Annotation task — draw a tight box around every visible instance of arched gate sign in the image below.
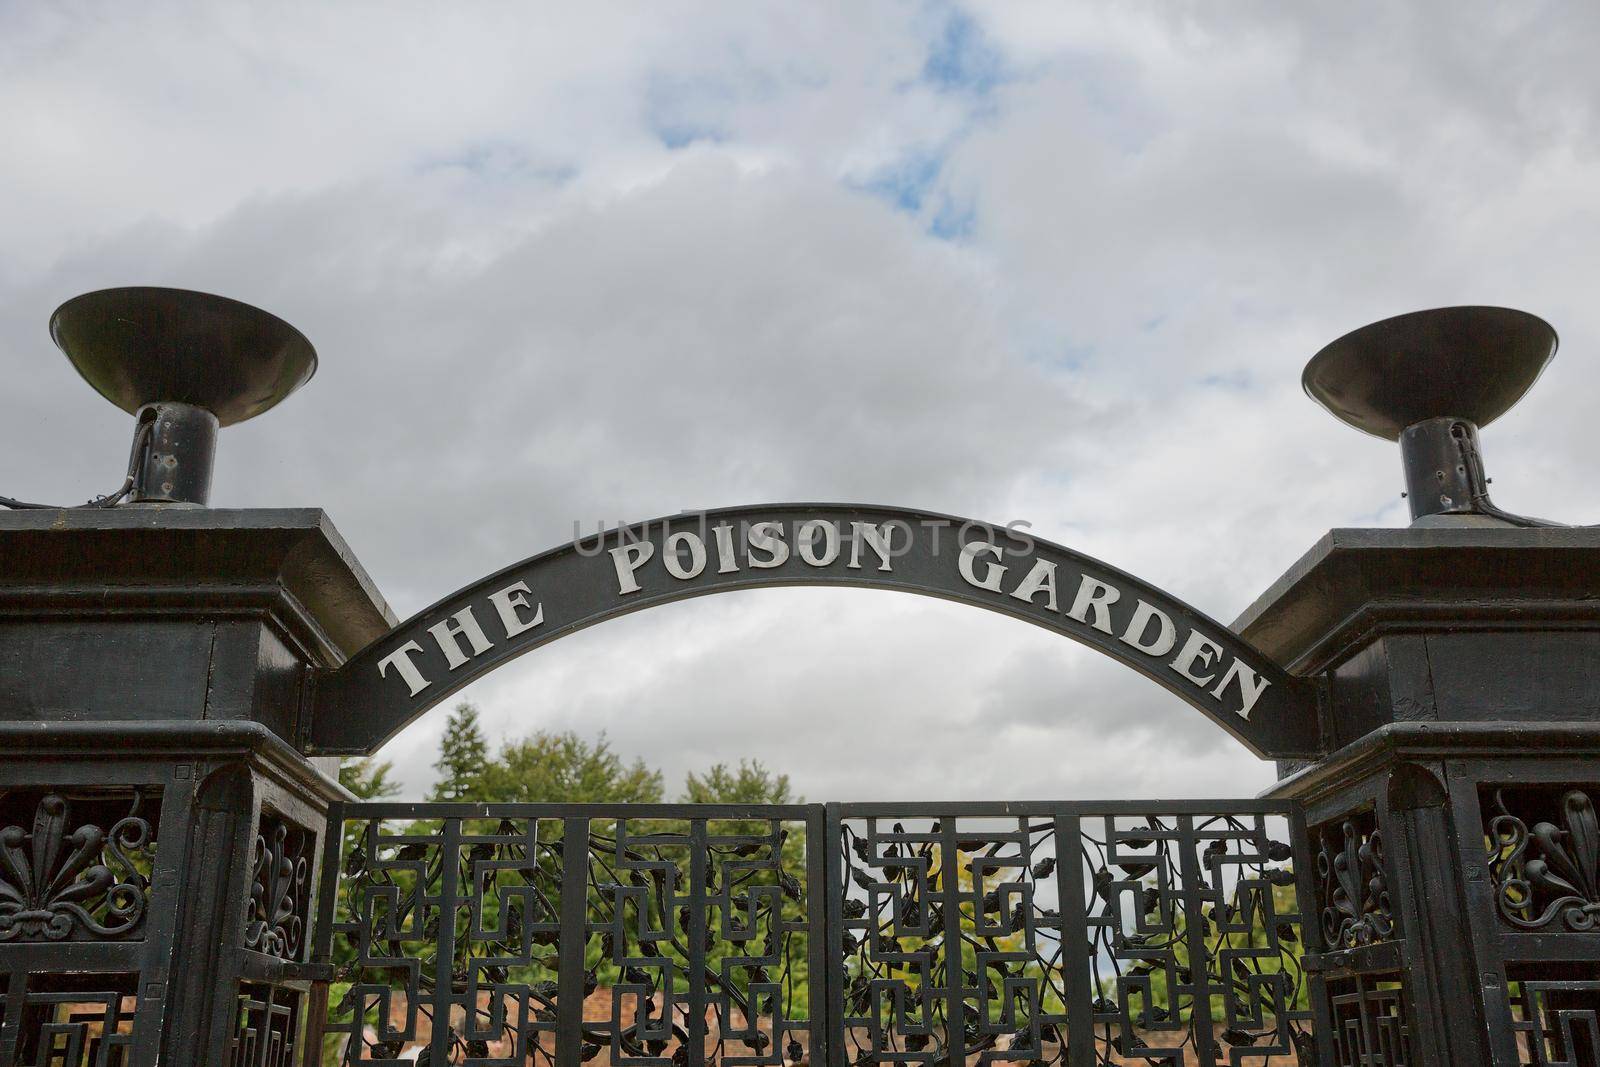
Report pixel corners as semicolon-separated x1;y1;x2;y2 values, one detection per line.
308;503;1321;758
302;506;1329;1064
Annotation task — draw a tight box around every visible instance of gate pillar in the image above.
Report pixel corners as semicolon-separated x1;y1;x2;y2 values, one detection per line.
1245;525;1600;1065
0;507;394;1065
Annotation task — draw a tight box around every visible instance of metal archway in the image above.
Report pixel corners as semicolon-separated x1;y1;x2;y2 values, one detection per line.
306;503;1321;758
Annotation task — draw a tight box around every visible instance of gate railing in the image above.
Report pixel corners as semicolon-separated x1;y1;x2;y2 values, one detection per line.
308;801;1322;1066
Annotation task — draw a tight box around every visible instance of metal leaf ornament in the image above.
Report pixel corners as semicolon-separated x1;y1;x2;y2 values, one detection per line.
1491;788;1600;930
0;793;150;941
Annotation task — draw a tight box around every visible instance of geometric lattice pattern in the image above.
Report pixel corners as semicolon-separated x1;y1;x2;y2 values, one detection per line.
320;805;822;1066
837;814;1067;1066
315;800;1311;1066
837;806;1311;1066
321;813;567;1063
231;983;301;1067
3;975;140;1067
1508;967;1600;1067
1326;972;1411;1067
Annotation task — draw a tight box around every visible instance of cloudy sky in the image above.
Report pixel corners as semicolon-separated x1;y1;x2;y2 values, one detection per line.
3;3;1597;802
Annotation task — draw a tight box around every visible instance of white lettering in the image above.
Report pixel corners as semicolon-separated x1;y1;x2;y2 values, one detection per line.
377;640;430;696
797;520;840;566
747;521;790;569
712;524;739;574
958;542;1007;592
664;531;707;580
427;607;494;670
1170;630;1224;687
1212;659;1272;720
488;581;544;639
1009;558;1059;611
1066;576;1121;634
1119;600;1176;657
609;541;655;594
848;522;895;571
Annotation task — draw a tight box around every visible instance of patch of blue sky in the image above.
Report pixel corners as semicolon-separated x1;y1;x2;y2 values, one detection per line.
921;4;1006;96
1198;370;1256;390
841;5;1014;238
644;70;754;150
652;121;726;150
929;190;976;240
413;142;576;186
858;150;945;214
1021;336;1096;374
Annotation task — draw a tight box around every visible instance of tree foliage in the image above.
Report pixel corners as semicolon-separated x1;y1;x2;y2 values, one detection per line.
479;729;665;803
338;758;399;800
428;702;488;801
682;759;795;804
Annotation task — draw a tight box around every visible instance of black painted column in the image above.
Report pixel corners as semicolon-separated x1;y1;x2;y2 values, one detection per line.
1242;527;1600;1066
0;508;393;1065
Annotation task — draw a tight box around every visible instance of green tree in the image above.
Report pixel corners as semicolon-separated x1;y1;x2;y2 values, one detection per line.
428;702;489;801
476;729;664;803
338;758;399;800
682;758;796;804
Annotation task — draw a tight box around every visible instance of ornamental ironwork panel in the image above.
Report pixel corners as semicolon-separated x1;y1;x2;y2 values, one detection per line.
830;804;1312;1067
1506;964;1600;1067
245;809;312;962
1311;812;1394;950
0;784;169;1067
232;982;302;1067
1486;786;1600;932
0;790;156;944
313;800;1314;1066
1324;973;1410;1067
320;811;566;1062
3;972;140;1066
315;804;826;1067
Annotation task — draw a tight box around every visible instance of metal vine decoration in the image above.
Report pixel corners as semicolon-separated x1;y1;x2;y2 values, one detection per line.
246;812;310;959
324;805;1306;1065
837;816;1067;1065
0;790;154;942
1487;786;1600;931
1081;812;1308;1065
1316;817;1393;948
330;815;564;1064
581;816;811;1067
327;811;814;1066
837;809;1310;1066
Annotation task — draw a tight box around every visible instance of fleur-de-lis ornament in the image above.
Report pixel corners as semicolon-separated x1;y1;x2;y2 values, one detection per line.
0;793;150;941
1490;788;1600;930
1318;818;1393;947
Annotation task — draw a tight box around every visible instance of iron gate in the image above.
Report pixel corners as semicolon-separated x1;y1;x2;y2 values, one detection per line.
307;800;1321;1066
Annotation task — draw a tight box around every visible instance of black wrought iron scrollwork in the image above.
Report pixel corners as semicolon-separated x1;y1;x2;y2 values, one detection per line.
1316;813;1394;948
1488;787;1600;932
1083;812;1308;1065
323;807;817;1065
320;802;1305;1064
326;814;563;1063
837;816;1066;1064
245;811;310;959
837;807;1310;1065
0;791;154;942
584;816;813;1066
